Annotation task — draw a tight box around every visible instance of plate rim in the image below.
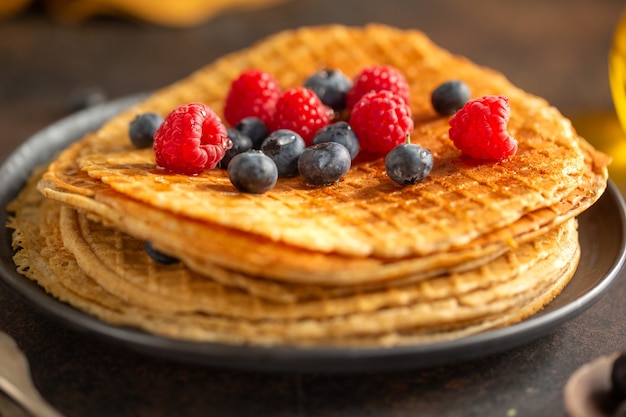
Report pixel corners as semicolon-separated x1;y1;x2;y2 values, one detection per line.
1;95;625;373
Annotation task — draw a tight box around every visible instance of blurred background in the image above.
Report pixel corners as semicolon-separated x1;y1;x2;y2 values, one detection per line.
1;0;624;181
0;3;625;416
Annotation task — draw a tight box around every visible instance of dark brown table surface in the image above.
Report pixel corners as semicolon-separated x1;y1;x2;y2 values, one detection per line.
1;1;626;416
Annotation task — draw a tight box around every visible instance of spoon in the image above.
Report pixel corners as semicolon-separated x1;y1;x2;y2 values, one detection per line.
0;331;65;417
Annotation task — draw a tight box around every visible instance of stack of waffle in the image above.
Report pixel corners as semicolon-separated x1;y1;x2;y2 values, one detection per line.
7;24;610;347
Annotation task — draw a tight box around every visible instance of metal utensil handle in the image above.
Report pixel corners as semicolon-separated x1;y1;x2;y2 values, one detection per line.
0;331;65;417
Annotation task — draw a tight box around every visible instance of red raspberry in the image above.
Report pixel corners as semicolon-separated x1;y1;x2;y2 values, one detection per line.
224;69;281;127
349;90;414;158
448;95;518;160
154;102;231;175
270;87;333;145
346;65;410;109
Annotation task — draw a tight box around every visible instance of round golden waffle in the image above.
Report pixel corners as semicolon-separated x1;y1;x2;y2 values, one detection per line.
6;24;611;347
37;24;608;286
8;170;579;346
38;138;604;287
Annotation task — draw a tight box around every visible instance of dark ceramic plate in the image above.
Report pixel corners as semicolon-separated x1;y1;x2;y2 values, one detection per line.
1;96;625;373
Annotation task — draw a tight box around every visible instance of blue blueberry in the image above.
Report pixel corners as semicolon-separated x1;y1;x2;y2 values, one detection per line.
129;113;163;148
298;142;351;186
228;150;278;194
385;143;433;185
261;129;306;177
312;121;360;160
145;241;179;265
220;128;253;169
235;117;269;149
431;80;471;115
304;69;352;110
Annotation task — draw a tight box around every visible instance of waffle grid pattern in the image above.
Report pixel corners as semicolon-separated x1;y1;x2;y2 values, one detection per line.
53;24;594;261
8;176;580;344
10;24;610;346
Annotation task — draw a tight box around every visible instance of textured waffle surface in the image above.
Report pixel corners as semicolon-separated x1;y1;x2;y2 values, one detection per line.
41;24;608;262
61;202;577;320
8;174;579;346
6;24;611;346
39;138;604;286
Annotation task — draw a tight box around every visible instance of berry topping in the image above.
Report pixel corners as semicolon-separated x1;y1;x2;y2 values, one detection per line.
220;128;253;169
145;241;179;265
349;90;414;158
448;95;518;161
153;102;231;175
261;129;306;177
270;87;333;145
129;112;163;148
228;150;278;194
312;121;360;160
304;68;353;110
431;80;471;115
224;69;281;127
235;116;269;149
298;142;351;186
385;138;434;185
346;65;410;109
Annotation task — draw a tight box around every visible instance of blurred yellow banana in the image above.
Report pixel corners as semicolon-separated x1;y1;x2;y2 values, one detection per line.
0;0;31;19
45;0;287;27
